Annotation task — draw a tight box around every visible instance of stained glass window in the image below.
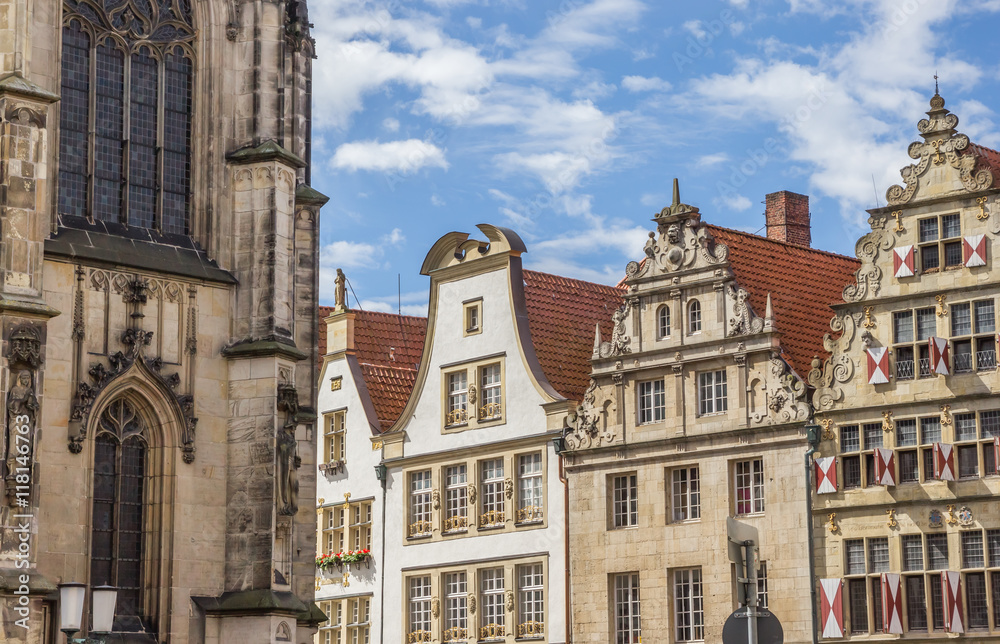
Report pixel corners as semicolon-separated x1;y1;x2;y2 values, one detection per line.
90;399;148;621
59;0;194;233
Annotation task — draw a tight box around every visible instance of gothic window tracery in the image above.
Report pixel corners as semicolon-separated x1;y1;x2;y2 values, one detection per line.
59;0;194;235
90;398;148;625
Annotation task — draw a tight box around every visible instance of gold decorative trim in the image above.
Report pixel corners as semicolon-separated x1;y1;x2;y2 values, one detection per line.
408;520;433;537
886;508;898;529
518;621;545;637
407;630;432;643
881;411;894;433
480;624;505;640
479;510;505;527
819;418;836;441
977;196;990;220
443;515;468;532
516;506;543;523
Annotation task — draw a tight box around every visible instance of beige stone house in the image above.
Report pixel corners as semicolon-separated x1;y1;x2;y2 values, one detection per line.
562;184;859;643
0;0;327;641
811;92;1000;640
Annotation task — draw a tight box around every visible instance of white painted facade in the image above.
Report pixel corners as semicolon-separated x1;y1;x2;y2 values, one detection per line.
381;226;570;644
315;310;386;644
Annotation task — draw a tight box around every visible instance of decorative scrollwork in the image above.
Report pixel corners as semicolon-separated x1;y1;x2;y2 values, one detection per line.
479;510;505;527
408;520;433;537
726;283;763;336
63;0;195;43
599;299;632;358
808;312;862;410
843;221;894;303
750;357;809;425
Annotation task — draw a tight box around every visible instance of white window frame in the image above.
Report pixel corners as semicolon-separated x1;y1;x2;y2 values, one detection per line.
517;563;545;639
326;410;346;464
479;363;503;421
671;466;700;522
480;459;505;528
444;465;468;533
444;572;468;642
698;369;728;416
517;453;543;523
612;473;638;528
409;471;433;537
734;458;765;516
480;568;506;640
657;304;671;339
446;371;469;426
688;299;702;334
637;379;665;425
613;572;641;644
674;568;705;642
408;577;432;642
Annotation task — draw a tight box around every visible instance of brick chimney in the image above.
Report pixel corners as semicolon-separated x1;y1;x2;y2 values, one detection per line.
765;190;811;247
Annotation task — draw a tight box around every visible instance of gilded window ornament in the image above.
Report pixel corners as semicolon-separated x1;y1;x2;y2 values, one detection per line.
946;504;959;526
881;411;894;433
885;508;898;529
976;196;990;220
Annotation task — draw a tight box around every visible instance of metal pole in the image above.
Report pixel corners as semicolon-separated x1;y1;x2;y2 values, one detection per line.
745;541;758;644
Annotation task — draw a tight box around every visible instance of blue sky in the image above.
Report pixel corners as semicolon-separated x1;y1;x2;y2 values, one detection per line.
309;0;1000;314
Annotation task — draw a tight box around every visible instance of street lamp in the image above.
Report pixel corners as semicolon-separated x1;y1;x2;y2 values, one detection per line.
58;583;118;642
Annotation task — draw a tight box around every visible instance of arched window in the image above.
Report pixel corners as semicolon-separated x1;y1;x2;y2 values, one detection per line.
91;398;148;626
59;0;195;235
688;300;702;334
657;305;671;338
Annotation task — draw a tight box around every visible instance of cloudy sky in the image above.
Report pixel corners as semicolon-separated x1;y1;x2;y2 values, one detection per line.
309;0;1000;314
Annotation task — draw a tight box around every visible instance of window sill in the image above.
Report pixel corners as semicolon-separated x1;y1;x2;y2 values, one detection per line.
671;517;701;525
609;524;639;531
478;523;506;531
406;533;433;541
515;519;544;527
734;512;764;519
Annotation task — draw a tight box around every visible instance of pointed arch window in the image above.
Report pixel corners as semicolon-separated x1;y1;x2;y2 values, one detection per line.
90;398;148;626
688;300;702;334
59;0;194;235
657;305;671;339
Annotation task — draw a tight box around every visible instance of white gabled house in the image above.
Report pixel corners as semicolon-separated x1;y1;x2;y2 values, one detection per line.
379;225;624;644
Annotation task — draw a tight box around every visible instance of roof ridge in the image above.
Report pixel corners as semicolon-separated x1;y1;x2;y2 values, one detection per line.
706;223;859;263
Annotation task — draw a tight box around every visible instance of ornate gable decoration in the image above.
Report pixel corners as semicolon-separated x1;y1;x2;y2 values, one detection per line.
749;354;810;425
886;92;994;205
563;379;616;450
625;179;728;280
64;0;195;43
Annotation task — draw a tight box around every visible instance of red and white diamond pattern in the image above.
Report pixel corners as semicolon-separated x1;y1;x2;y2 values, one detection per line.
929;337;950;375
942;571;964;633
893;245;914;277
963;234;987;267
820;578;843;638
934;442;956;481
866;347;889;384
815;456;837;494
881;573;903;634
874;448;895;486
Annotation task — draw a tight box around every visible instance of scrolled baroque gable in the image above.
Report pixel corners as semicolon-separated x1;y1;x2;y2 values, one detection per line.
886;92;995;206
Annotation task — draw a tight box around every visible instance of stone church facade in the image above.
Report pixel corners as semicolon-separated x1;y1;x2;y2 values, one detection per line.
0;0;327;642
811;93;1000;640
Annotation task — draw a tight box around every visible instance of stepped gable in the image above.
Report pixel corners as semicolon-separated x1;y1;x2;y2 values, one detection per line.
707;225;861;378
320;307;428;431
522;270;627;403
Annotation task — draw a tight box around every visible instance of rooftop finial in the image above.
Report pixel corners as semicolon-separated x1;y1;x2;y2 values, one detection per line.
934;71;939;95
672;178;680;207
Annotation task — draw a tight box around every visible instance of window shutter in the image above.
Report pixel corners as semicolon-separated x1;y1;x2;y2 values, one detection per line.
875;448;895;486
880;573;903;634
963;234;987;267
893;245;914;277
866;347;890;384
815;457;837;494
933;443;956;481
819;579;844;638
995;436;1000;474
929;337;950;375
942;571;964;633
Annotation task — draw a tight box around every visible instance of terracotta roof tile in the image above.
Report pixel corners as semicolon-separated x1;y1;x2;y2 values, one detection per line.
964;142;1000;179
522;270;627;402
707;225;861;377
319;308;427;432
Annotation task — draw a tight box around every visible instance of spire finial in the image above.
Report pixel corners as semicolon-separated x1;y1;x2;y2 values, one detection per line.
672;177;680;207
934;71;939;95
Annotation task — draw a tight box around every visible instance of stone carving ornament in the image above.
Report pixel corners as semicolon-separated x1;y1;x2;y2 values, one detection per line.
276;383;302;516
563;379;616;449
750;357;809;425
808;312;862;410
4;325;41;506
726;284;763;336
887;93;994;205
842;216;895;303
598;300;632;358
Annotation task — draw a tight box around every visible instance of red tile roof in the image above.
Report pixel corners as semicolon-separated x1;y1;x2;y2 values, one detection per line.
319;307;427;432
964;142;1000;180
707;225;861;377
522;270;627;402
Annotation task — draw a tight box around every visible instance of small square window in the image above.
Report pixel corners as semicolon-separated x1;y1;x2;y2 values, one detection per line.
942;214;961;238
840;425;860;453
463;300;482;336
919;218;939;242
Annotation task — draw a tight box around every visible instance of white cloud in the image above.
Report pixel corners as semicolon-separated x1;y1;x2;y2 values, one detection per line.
621;75;672;92
715;194;753;211
640;193;666;207
729;0;749;7
320;240;379;272
572;80;617;100
431;194;446;206
331;139;449;173
685;0;999;230
696;152;730;167
382;227;406;245
382;117;400;132
466;16;482;29
683;20;707;40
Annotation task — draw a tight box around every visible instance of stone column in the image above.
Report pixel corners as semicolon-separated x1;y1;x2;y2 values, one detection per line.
0;63;60;644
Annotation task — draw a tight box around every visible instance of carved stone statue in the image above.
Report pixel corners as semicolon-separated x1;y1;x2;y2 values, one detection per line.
334;268;347;309
276;383;301;516
5;370;38;500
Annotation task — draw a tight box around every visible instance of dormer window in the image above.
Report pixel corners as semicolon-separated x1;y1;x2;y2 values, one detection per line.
688;300;702;334
464;299;483;336
657;305;671;339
